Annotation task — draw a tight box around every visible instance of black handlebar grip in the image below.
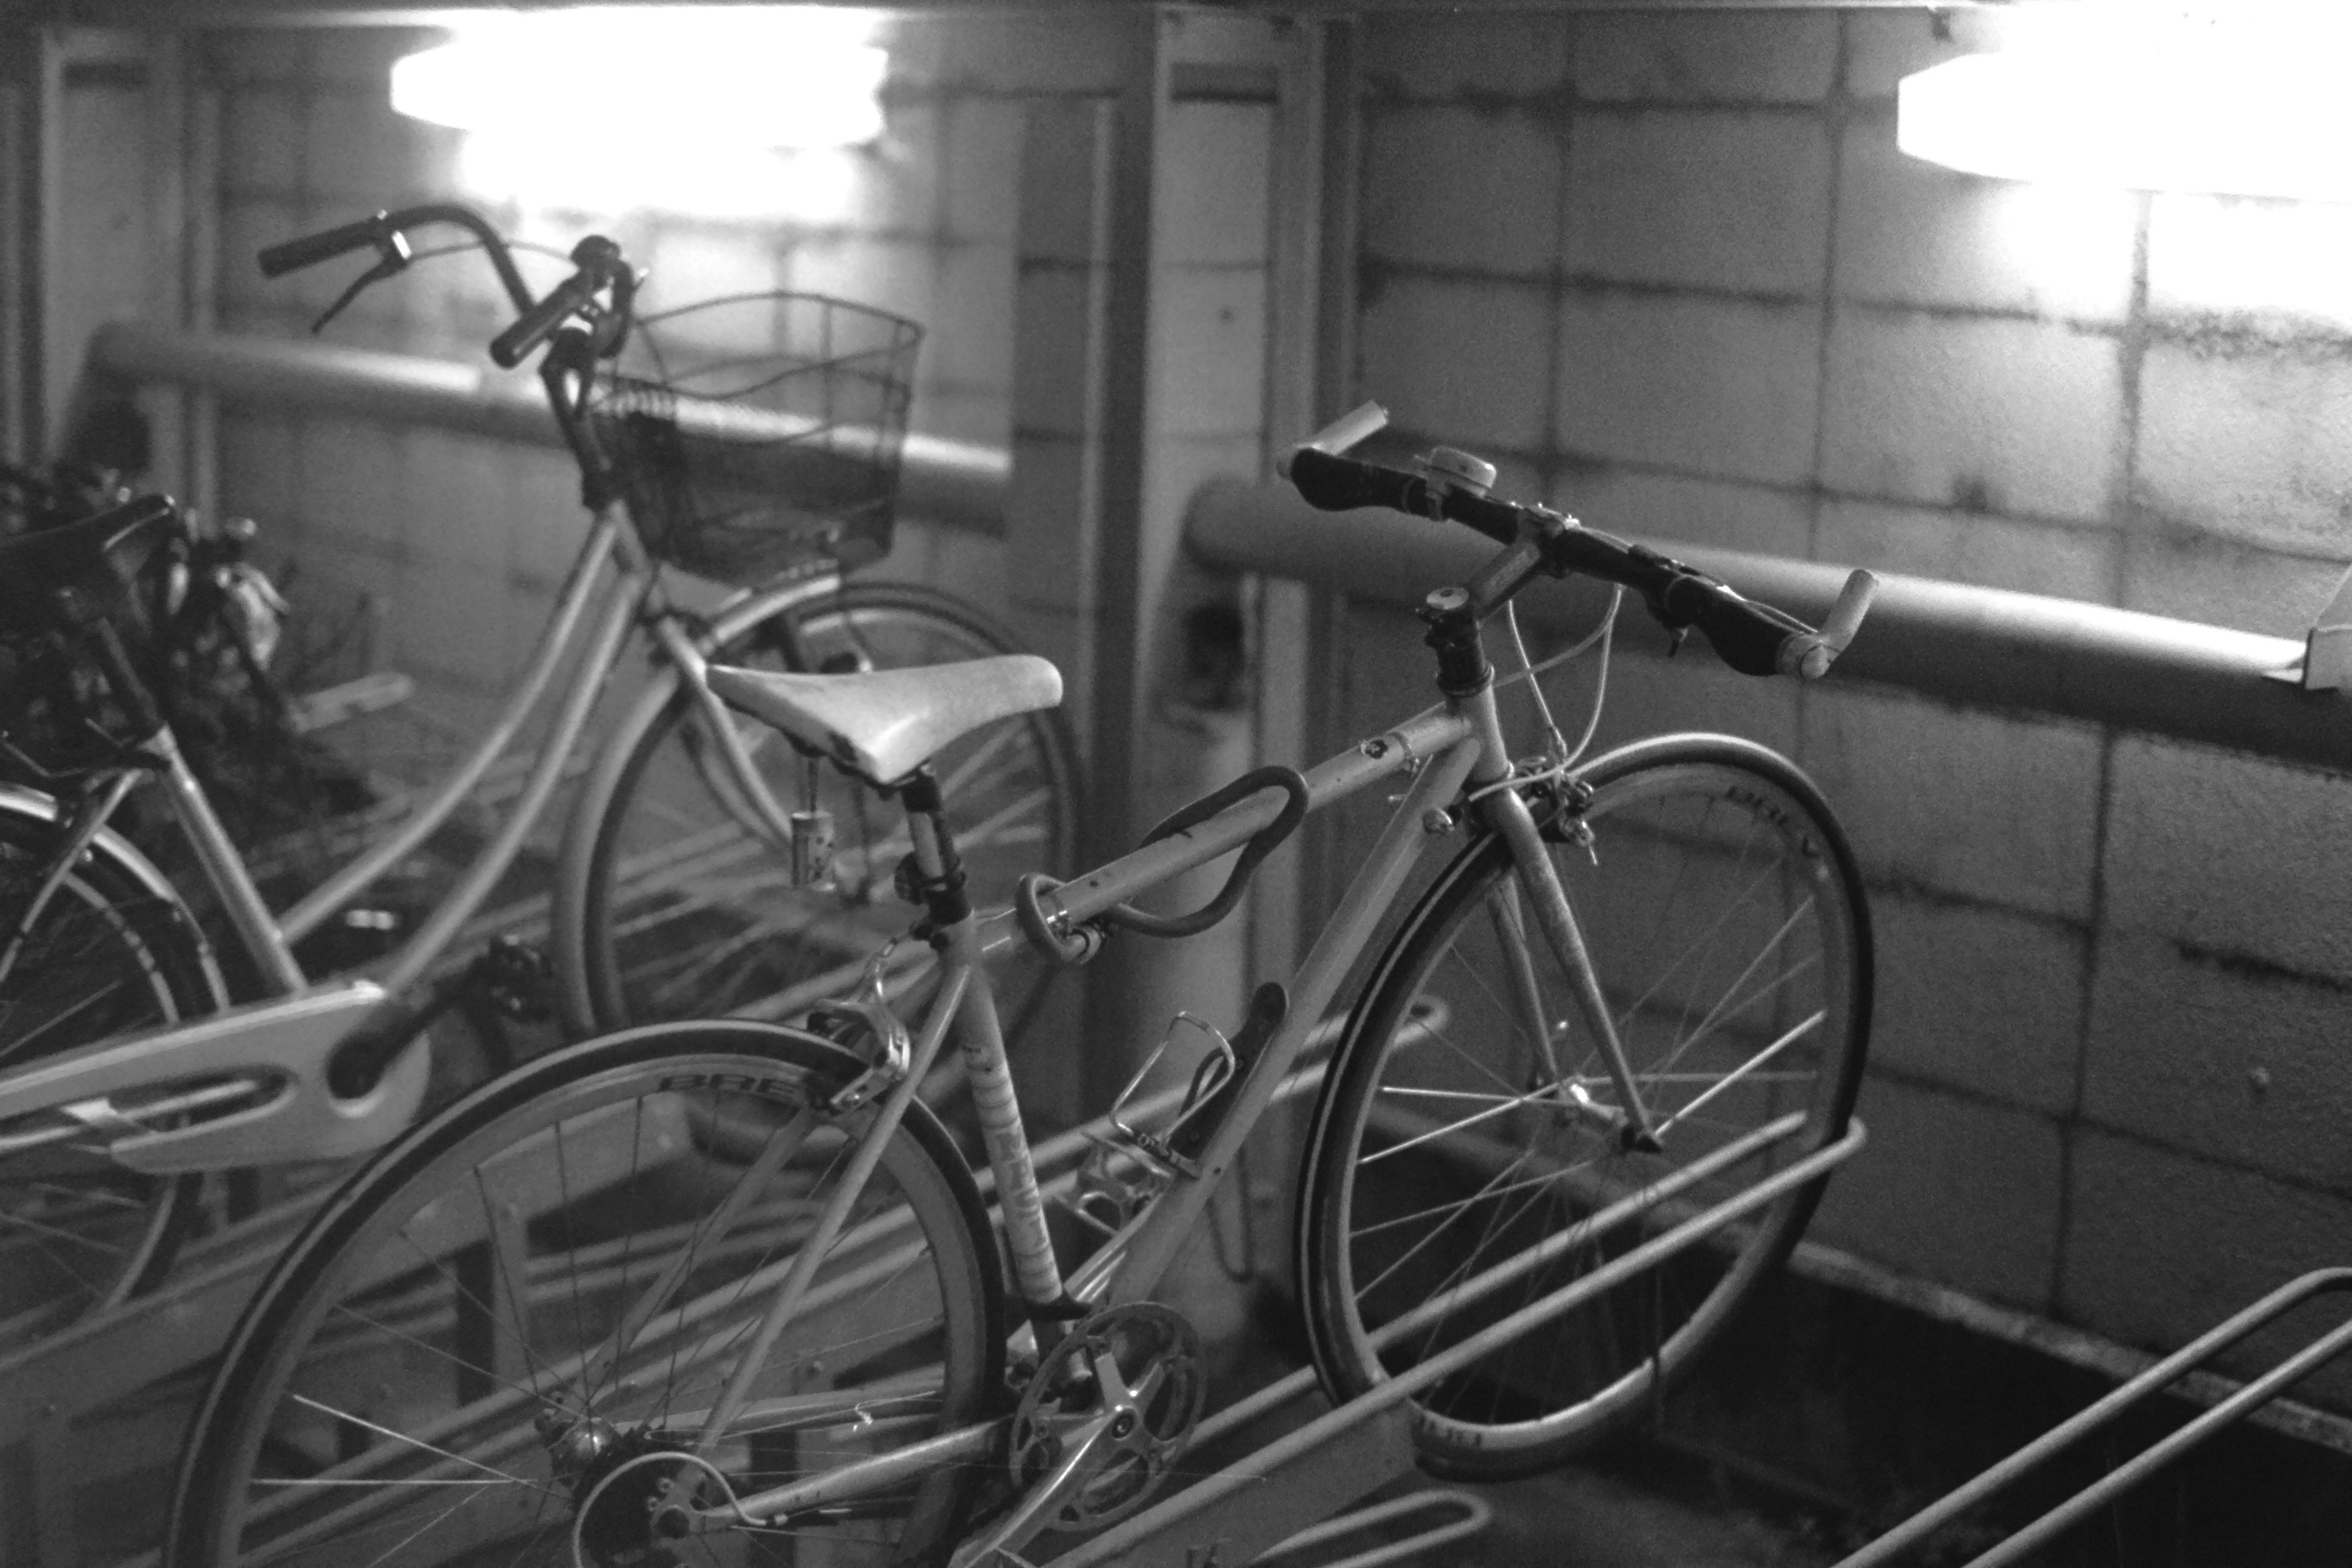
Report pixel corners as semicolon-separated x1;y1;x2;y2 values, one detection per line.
1286;447;1429;517
1659;575;1809;678
258;213;389;278
489;274;593;369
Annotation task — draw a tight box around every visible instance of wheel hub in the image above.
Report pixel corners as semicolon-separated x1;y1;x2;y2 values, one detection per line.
563;1423;693;1568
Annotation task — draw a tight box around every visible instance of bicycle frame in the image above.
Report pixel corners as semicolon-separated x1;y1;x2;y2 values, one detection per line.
658;658;1669;1536
0;501;836;1174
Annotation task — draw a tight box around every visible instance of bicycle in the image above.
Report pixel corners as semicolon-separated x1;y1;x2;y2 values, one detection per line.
0;203;1079;1349
162;401;1880;1568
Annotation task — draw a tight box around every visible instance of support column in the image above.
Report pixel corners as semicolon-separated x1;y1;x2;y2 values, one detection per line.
1004;11;1327;1158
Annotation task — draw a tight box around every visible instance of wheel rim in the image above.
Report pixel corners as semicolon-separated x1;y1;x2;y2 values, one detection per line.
187;1039;996;1567
0;840;197;1344
591;592;1074;1038
1317;753;1864;1460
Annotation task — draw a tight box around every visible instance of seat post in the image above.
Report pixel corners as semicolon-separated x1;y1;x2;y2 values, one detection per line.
897;767;971;930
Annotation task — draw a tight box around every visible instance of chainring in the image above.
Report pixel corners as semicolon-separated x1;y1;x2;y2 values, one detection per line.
1007;1302;1205;1532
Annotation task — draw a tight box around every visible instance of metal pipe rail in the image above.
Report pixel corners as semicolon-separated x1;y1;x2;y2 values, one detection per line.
1188;478;2352;778
1833;1267;2352;1568
80;323;1012;537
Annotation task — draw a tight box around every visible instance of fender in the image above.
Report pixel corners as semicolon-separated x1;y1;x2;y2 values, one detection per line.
0;780;230;1008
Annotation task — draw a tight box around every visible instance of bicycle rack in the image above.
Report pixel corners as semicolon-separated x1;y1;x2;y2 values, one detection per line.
1025;1117;1869;1568
1824;1267;2352;1568
1;1020;1867;1568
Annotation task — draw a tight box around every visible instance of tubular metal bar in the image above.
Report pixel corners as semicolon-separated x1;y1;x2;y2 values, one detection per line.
1833;1267;2352;1568
1042;705;1472;935
1186;479;2352;778
380;545;643;992
1252;1490;1492;1568
281;513;623;944
1045;1118;1869;1568
83;323;1012;536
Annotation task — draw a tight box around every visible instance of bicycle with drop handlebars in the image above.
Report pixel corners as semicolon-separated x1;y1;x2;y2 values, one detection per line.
0;203;1080;1351
160;394;1882;1568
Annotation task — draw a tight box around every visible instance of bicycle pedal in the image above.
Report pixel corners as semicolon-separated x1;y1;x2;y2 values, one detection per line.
470;935;555;1022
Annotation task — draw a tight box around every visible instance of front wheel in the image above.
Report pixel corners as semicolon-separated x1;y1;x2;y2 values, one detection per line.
1297;734;1871;1478
166;1020;1006;1568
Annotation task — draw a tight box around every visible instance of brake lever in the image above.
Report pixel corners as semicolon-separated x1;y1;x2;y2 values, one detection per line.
310;230;414;334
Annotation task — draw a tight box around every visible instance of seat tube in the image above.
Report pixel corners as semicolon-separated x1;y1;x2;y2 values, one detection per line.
904;771;1069;1329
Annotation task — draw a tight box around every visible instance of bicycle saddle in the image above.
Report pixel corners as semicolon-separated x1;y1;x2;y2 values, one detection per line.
707;654;1063;785
0;492;178;624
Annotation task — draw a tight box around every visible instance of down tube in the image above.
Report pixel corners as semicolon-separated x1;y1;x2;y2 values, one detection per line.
1102;729;1485;1307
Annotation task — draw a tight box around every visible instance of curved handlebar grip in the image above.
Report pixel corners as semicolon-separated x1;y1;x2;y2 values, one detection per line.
1777;568;1879;681
1285;447;1425;514
489;274;594;369
1652;575;1801;678
258;213;389;278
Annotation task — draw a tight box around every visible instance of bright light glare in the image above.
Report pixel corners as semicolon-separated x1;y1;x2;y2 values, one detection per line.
1898;6;2352;201
458;136;863;224
392;8;886;149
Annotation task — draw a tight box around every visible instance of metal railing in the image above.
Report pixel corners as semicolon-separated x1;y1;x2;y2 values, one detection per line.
93;328;2350;777
1186;477;2352;778
80;322;1011;537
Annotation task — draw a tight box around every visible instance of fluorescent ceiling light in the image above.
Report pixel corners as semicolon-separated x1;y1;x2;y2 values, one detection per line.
1898;5;2352;202
393;8;887;150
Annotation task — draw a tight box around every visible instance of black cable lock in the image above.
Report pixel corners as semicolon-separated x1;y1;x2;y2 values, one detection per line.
1099;765;1310;940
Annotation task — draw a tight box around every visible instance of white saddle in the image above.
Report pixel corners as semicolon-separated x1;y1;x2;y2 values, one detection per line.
706;655;1063;784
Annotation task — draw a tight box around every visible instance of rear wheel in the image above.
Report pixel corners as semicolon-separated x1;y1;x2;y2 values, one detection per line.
564;579;1081;1044
1298;735;1870;1477
0;794;225;1347
167;1019;1006;1568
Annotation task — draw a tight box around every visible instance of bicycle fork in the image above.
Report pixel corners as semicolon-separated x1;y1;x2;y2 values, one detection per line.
1463;684;1662;1148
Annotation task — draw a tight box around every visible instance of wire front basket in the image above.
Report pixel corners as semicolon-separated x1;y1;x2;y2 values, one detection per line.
593;292;922;586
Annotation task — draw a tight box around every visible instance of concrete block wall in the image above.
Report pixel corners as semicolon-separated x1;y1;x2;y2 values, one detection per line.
1343;6;2352;1399
202;20;1024;711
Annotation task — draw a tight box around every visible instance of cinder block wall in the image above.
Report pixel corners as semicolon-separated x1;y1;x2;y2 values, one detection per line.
1344;6;2352;1396
203;21;1019;715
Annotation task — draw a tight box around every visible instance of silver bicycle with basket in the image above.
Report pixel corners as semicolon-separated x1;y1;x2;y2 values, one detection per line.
0;203;1079;1350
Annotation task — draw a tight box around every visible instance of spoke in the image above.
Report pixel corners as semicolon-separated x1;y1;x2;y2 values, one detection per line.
1605;834;1793;1046
1653;1010;1823;1139
1347;1146;1637;1246
1648;900;1819;1079
284;1394;556;1495
1352;1140;1540;1308
585;1104;815;1408
936;720;1026;801
1359;1078;1567;1167
0;1203;132;1254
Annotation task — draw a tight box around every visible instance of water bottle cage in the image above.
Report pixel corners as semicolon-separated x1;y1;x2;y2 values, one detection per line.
810;987;913;1113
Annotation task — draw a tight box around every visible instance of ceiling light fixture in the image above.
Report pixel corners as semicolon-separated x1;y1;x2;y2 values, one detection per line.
392;7;888;151
1898;5;2352;202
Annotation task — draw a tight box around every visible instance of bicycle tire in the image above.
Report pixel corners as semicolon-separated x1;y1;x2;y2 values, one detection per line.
0;791;227;1348
166;1017;1006;1568
1297;734;1871;1478
557;578;1082;1048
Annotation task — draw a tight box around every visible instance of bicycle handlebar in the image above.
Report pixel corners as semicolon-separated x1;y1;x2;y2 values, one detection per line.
257;214;398;280
1283;428;1875;681
485;236;631;369
256;203;559;345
